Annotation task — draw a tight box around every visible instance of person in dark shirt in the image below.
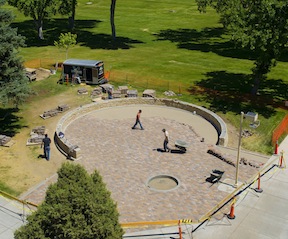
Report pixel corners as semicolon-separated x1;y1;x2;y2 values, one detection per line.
41;134;51;160
132;109;144;130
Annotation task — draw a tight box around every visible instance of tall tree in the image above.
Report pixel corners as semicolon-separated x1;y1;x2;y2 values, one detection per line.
110;0;116;41
196;0;288;95
58;0;77;29
8;0;57;39
0;0;31;107
54;32;77;59
14;162;124;239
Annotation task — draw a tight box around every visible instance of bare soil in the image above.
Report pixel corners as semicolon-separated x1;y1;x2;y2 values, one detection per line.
0;69;92;195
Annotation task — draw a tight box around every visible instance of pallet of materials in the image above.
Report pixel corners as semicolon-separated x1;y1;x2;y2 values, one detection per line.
40;104;69;119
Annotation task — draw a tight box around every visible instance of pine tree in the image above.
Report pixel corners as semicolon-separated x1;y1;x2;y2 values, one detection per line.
0;0;31;107
14;162;124;239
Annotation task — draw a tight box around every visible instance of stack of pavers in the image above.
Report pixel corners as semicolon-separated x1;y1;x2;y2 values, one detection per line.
118;86;128;96
112;90;121;98
40;104;69;119
91;87;102;98
77;88;88;95
0;135;12;146
58;104;69;112
42;109;58;119
143;89;156;98
127;89;138;97
27;126;46;145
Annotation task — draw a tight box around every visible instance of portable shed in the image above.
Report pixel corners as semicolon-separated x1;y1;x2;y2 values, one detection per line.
62;59;106;85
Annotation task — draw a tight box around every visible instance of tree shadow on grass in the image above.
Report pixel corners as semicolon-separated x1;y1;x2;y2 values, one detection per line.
189;71;288;118
76;32;143;50
11;18;143;49
154;27;288;62
0;108;25;137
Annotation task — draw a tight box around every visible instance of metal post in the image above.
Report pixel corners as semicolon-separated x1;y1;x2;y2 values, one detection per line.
235;112;244;186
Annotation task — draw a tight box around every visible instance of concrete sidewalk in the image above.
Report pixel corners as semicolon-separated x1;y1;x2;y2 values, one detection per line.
0;195;33;239
124;136;288;239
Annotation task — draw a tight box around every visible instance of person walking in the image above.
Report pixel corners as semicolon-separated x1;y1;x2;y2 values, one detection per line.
41;134;51;160
132;109;144;130
162;128;170;152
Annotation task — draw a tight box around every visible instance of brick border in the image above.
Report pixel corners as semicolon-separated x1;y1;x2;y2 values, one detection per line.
54;98;228;159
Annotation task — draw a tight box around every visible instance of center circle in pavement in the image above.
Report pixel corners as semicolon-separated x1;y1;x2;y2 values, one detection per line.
147;175;180;191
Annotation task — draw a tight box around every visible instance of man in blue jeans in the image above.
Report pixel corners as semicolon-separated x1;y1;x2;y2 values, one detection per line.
132;109;144;130
41;134;51;160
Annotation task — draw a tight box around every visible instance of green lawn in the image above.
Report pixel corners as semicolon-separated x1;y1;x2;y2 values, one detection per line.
5;0;288;154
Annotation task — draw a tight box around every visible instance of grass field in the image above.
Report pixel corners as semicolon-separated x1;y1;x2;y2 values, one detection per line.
4;0;288;155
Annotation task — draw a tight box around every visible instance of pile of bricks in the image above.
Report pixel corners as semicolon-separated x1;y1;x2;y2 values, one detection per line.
0;135;12;146
127;89;138;97
112;90;121;98
91;87;102;97
32;126;45;135
143;89;156;98
58;104;69;112
43;109;58;118
40;105;69;119
118;86;128;95
27;126;46;145
77;88;88;94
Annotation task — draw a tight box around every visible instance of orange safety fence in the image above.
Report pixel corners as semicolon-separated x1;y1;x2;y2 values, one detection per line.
272;115;288;145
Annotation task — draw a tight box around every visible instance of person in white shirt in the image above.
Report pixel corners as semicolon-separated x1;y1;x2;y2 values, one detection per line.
162;128;170;152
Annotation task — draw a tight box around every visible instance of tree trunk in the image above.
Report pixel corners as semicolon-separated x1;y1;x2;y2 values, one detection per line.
69;0;76;29
251;57;272;95
251;74;261;95
36;19;44;40
110;0;116;41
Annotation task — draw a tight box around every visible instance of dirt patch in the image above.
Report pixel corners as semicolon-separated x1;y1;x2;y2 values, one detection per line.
0;82;92;195
35;68;52;81
226;123;239;148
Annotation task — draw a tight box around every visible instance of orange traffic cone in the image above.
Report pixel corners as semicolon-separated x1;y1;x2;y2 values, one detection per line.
254;172;263;193
227;198;236;220
274;140;279;155
279;151;284;168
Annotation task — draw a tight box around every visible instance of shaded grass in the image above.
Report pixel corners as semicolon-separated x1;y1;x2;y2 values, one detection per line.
0;182;20;196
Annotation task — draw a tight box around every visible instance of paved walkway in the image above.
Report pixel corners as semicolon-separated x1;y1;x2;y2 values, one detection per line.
0;195;34;239
0;104;279;238
124;137;288;239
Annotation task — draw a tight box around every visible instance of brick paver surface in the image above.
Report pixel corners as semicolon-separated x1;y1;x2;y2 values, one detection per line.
21;107;265;225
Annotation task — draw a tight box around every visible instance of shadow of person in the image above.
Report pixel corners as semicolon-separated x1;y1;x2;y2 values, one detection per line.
153;148;167;152
170;149;186;154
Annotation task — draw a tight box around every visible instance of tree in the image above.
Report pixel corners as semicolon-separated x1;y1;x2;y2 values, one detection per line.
0;0;31;107
14;162;124;239
110;0;116;41
58;0;77;29
196;0;288;95
8;0;57;39
54;32;77;59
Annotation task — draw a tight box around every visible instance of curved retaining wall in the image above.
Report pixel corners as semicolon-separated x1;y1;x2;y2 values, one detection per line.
54;98;228;159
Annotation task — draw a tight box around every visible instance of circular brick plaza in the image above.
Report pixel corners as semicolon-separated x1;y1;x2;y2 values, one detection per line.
62;104;261;223
21;102;265;226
